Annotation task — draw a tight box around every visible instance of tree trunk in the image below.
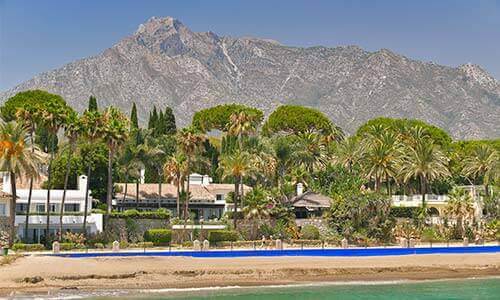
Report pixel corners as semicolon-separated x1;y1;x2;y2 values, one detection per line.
374;175;381;192
8;172;17;247
82;165;91;237
122;173;128;203
106;148;113;215
386;174;391;195
135;180;139;209
233;177;239;229
176;176;180;217
45;137;55;246
24;128;35;242
420;175;427;207
59;145;73;241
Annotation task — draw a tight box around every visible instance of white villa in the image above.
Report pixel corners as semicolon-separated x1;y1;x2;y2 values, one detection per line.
391;185;484;219
0;173;102;243
114;173;251;220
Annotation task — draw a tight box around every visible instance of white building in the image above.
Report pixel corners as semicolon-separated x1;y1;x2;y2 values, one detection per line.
0;173;102;243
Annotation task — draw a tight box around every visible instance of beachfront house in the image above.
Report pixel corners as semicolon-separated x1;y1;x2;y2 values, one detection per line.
289;183;333;219
391;185;484;223
0;173;103;243
114;173;251;220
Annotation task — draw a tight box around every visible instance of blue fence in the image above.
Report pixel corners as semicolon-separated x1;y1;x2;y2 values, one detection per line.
56;245;500;259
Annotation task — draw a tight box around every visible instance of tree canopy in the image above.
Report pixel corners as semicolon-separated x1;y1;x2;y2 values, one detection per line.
192;104;263;132
262;105;342;137
355;117;452;146
0;90;70;121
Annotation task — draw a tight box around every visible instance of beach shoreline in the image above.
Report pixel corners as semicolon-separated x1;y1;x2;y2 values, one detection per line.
0;253;499;296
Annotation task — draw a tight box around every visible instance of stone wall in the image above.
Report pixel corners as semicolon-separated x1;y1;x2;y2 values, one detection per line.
105;218;169;243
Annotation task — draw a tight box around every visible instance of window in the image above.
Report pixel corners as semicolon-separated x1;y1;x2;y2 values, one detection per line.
64;203;80;212
50;204;57;213
0;203;6;216
36;204;46;213
16;203;27;213
216;194;224;201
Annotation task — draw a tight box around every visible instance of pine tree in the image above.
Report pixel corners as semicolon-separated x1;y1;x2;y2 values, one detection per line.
88;96;98;111
164;107;177;135
130;102;139;130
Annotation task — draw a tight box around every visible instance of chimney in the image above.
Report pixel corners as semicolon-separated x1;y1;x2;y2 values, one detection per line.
140;168;145;184
2;172;11;194
202;175;211;186
78;175;88;191
296;183;304;196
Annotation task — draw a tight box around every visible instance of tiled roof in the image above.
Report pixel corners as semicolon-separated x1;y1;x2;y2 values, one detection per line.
290;191;332;208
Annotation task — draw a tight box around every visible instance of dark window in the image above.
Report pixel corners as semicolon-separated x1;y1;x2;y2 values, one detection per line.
64;203;80;212
216;194;224;201
16;203;28;213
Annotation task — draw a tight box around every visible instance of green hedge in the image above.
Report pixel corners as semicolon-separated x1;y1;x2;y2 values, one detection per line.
110;209;171;219
144;229;172;245
208;230;239;243
390;207;420;218
12;243;45;252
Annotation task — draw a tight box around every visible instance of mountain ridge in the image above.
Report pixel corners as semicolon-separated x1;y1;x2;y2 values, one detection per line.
2;16;499;139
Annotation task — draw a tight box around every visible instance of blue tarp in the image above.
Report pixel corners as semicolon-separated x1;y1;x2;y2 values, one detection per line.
55;245;500;258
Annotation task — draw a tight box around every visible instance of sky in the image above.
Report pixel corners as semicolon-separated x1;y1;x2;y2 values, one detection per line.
1;0;499;91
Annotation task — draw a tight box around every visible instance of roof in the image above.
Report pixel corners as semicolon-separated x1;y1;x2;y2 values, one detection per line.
115;183;251;202
290;191;332;208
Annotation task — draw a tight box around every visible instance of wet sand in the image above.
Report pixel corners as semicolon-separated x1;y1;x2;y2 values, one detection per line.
0;253;499;296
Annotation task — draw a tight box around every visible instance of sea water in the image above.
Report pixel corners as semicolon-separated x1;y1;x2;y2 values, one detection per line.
48;277;498;299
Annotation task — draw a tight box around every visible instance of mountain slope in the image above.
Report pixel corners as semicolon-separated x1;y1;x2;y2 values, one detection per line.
2;16;499;139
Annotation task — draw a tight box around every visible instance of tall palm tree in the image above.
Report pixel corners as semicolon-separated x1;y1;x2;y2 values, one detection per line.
37;102;70;244
58;112;81;241
462;144;499;197
164;152;186;217
444;187;475;234
102;107;129;217
220;150;254;228
80;109;105;234
332;136;364;174
138;138;165;201
361;131;401;193
177;127;206;224
242;187;271;239
0;122;42;246
400;140;451;207
292;132;327;173
118;143;143;208
227;111;258;150
15;108;38;242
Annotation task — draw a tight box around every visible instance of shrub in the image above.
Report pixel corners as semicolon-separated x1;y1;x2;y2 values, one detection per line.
421;227;443;242
12;243;45;252
93;243;105;249
144;229;172;245
300;225;320;240
390;207;420;218
110;209;170;219
59;243;77;251
208;230;239;244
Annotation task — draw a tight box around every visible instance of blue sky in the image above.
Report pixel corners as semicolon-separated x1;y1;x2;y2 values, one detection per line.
1;0;499;91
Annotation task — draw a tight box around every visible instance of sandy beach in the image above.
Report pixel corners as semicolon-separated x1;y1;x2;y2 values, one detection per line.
0;253;499;296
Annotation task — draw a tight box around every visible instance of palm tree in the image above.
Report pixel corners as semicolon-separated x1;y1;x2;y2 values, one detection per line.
164;152;186;217
400;139;451;207
444;187;475;234
177;127;206;225
220;150;254;228
242;187;271;239
0;122;42;246
37;102;70;244
80;109;105;234
462;144;499;197
138;138;165;201
332;137;364;174
58;112;81;241
118;143;143;208
361;131;401;193
102;107;129;217
227;111;258;150
292;132;328;173
15;108;38;242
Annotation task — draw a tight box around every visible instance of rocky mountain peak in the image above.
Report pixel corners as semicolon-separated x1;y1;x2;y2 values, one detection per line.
1;17;499;139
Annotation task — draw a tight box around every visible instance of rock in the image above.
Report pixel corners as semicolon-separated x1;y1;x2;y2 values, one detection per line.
1;17;498;139
22;276;44;284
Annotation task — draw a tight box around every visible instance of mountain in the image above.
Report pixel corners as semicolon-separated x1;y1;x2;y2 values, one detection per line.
1;16;499;139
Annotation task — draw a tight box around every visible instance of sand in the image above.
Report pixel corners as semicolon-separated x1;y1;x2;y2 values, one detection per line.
0;253;499;296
